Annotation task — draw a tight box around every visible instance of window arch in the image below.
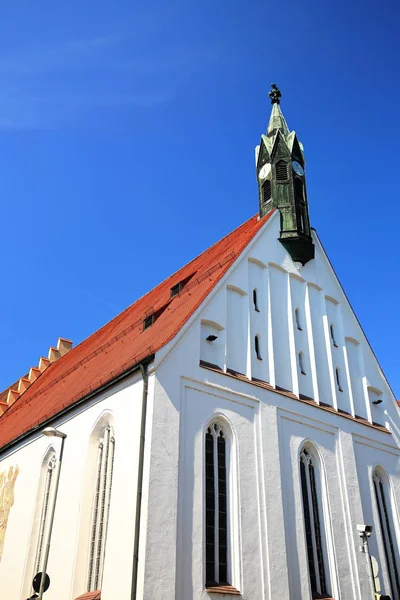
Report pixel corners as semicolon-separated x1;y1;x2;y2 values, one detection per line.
275;160;288;181
205;421;231;588
87;423;116;592
373;469;400;599
299;445;330;597
23;447;56;598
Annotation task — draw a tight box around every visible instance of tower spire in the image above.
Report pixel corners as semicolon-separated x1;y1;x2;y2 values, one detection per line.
267;84;289;136
255;84;315;265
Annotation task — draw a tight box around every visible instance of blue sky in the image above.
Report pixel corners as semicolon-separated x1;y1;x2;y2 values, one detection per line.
1;0;400;396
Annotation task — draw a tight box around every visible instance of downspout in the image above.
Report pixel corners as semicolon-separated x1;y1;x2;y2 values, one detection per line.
131;362;149;600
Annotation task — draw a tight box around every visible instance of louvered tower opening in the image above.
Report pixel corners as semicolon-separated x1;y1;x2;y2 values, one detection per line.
275;160;288;181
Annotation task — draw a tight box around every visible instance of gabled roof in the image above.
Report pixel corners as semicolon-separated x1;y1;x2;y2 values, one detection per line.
0;211;274;451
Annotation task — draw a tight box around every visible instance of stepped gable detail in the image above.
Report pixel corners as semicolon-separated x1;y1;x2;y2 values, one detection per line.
0;211;274;450
0;337;73;416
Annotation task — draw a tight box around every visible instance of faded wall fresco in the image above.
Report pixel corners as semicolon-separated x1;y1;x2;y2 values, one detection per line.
0;466;20;560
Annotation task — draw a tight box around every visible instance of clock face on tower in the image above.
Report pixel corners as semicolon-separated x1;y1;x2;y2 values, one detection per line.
259;163;271;180
292;161;305;176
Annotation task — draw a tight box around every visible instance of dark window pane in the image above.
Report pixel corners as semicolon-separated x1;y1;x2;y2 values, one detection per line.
205;432;215;585
300;458;317;592
309;463;327;594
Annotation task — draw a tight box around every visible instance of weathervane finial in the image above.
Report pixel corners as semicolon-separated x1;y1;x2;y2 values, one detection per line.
269;83;282;105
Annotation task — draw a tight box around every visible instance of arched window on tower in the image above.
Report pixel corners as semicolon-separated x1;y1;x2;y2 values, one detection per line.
262;180;271;204
87;424;116;592
205;422;230;588
275;160;288;181
299;446;330;597
373;469;400;599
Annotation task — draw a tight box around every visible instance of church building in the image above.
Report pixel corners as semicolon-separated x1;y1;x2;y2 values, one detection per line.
0;85;399;600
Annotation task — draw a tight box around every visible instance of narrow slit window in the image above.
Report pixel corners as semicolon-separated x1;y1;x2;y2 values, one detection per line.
300;448;328;597
205;423;229;588
335;368;343;392
330;324;338;347
373;470;400;599
253;289;260;312
87;425;115;592
255;335;262;360
275;160;288;181
295;308;302;331
299;352;306;375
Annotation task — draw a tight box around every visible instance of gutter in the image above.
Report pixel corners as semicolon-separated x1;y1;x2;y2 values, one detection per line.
131;362;149;600
0;355;154;457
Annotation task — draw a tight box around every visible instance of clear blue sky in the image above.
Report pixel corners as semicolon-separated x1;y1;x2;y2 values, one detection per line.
1;0;399;396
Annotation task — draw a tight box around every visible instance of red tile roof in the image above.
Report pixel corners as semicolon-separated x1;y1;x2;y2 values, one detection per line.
0;211;274;450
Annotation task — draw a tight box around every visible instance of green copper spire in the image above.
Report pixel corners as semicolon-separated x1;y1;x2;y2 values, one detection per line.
267;84;289;136
255;84;314;265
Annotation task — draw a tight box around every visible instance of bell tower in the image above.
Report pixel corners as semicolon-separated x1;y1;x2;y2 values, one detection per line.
255;84;314;265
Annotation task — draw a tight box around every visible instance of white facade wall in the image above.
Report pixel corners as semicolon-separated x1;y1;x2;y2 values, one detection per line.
0;372;151;600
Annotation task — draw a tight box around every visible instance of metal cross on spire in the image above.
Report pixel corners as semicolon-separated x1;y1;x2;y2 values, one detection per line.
269;83;282;105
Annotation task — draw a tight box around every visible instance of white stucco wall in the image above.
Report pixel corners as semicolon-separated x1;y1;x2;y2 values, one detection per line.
0;370;152;600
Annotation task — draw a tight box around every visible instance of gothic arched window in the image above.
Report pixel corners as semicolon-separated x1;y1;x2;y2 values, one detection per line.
373;469;400;599
34;452;57;576
275;160;288;181
87;424;116;592
300;447;329;597
205;422;229;587
23;448;56;598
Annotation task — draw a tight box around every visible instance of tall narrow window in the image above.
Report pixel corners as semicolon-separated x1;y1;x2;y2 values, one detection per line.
330;324;338;347
205;423;229;587
300;448;328;596
255;335;262;360
335;368;343;392
87;425;115;592
373;470;400;599
34;453;56;577
253;288;260;312
262;180;271;204
299;352;306;375
295;308;302;330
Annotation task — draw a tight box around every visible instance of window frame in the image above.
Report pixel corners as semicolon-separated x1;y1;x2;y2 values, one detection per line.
299;445;331;598
203;418;239;591
87;424;116;592
255;334;262;360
